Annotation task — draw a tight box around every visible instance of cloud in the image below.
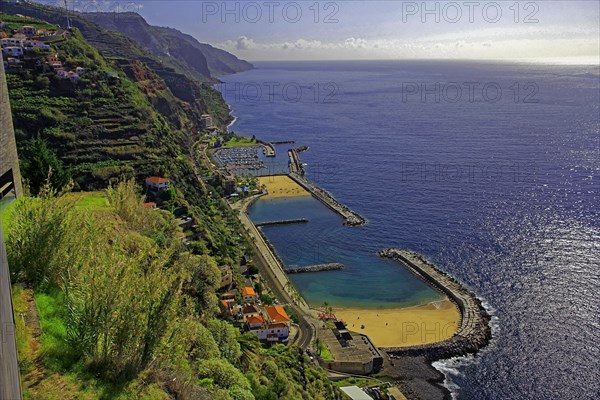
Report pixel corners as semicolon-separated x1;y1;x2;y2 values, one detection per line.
235;36;256;50
218;33;599;62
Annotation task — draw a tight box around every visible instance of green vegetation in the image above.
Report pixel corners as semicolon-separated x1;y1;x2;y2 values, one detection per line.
284;305;300;324
315;338;333;361
7;181;343;399
3;7;344;400
0;12;57;30
335;376;391;390
223;135;257;148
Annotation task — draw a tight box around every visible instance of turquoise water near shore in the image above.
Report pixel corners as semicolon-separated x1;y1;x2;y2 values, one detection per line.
222;60;600;399
249;196;443;308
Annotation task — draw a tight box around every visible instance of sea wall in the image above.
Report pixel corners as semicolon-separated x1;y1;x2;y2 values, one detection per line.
255;218;308;227
288;173;367;226
380;249;492;360
287;263;344;274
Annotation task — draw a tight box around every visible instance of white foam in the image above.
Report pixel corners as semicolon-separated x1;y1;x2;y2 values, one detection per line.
433;296;500;399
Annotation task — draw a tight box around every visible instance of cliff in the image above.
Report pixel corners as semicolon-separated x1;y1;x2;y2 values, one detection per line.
86;12;253;78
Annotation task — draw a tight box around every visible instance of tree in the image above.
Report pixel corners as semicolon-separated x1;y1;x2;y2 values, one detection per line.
207;319;241;366
196;358;251;393
238;332;261;371
22;135;71;195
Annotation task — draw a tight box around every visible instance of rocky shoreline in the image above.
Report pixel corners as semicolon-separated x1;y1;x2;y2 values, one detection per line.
378;249;493;399
379;249;492;359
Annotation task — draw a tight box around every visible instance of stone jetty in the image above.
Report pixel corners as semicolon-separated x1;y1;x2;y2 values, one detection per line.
257;140;276;157
255;219;308;227
288;149;303;174
289;173;367;226
379;249;492;359
286;263;345;274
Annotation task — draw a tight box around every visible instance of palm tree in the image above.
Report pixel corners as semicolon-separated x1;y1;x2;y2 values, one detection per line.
238;332;261;371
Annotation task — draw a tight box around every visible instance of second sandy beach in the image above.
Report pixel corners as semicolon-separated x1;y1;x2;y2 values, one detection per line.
334;300;460;348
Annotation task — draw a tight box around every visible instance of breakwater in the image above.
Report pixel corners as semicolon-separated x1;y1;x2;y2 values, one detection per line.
287;263;345;274
288;172;367;226
255;218;308;227
288;149;303;174
270;140;295;144
379;249;491;359
256;140;276;157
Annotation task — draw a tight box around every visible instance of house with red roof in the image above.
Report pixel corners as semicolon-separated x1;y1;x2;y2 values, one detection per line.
247;305;291;343
143;202;157;209
246;315;265;330
145;176;170;192
241;286;257;303
264;305;290;325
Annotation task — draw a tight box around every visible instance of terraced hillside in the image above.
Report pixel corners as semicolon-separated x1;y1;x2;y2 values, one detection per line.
0;1;235;128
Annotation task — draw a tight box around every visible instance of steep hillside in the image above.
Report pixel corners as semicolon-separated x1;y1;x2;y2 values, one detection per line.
0;1;234;128
86;12;253;78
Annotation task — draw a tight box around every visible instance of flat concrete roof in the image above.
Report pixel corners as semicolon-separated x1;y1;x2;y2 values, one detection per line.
340;386;373;400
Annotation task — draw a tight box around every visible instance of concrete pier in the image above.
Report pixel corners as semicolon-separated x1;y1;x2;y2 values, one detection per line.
288;149;303;174
287;263;345;274
379;249;492;359
288;173;367;226
255;218;308;227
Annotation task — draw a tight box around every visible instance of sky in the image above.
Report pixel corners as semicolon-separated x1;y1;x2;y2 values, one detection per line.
57;1;600;62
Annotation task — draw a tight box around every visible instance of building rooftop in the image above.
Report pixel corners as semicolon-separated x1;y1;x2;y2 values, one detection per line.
241;286;256;297
242;304;260;315
265;305;290;324
246;315;265;325
145;176;169;183
340;386;373;400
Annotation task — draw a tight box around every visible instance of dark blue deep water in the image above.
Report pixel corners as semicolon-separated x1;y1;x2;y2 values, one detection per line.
220;61;599;400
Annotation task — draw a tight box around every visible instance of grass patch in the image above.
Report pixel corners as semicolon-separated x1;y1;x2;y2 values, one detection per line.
222;135;257;148
12;285;33;372
335;376;387;389
65;191;111;212
1;196;19;240
35;288;81;372
317;340;333;361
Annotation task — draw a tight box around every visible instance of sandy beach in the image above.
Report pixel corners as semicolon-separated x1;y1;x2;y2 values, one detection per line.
334;300;460;348
258;175;311;199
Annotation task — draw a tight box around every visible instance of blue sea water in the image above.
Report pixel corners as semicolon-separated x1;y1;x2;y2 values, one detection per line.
219;60;599;400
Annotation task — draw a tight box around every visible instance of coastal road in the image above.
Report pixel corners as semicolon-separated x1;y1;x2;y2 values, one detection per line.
230;198;316;351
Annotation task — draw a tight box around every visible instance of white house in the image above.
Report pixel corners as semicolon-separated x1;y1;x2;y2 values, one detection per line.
2;47;24;57
145;176;170;192
246;315;265;330
19;26;37;37
248;305;291;343
25;40;50;49
75;66;85;76
250;322;290;342
67;71;80;82
1;38;25;47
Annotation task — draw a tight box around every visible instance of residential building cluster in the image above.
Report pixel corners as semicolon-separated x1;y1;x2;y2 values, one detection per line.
0;20;84;81
221;286;291;343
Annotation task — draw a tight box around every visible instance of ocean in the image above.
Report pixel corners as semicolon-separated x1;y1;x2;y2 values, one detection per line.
219;60;599;400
